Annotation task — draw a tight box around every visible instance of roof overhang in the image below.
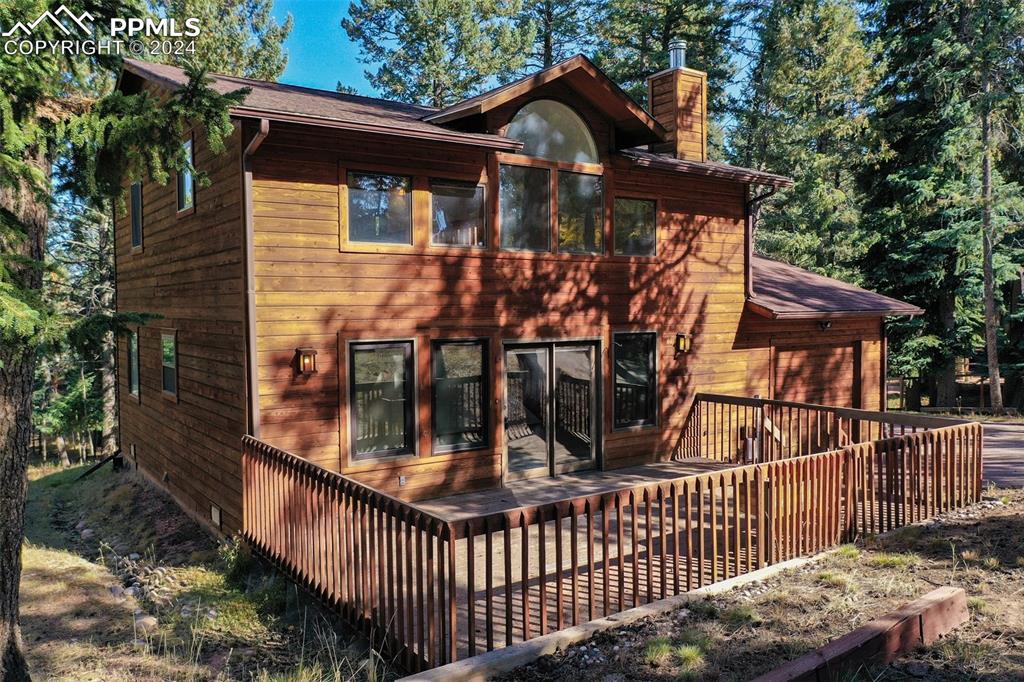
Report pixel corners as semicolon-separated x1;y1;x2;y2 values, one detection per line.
619;149;794;188
423;55;667;149
745;299;924;320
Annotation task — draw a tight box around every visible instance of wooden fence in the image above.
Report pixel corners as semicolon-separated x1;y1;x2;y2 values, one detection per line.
241;397;982;672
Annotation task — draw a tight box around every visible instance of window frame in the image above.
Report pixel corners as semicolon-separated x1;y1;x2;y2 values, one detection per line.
176;134;195;215
127;328;140;399
611;331;658;431
430;338;490;455
347;339;417;462
130;181;144;250
345;169;414;247
429;179;488;249
557;170;605;255
612;196;659;258
160;330;178;401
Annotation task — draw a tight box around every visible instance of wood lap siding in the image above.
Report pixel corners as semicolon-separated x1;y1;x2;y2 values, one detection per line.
116;125;246;533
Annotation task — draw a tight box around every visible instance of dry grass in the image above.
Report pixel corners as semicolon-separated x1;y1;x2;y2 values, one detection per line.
499;488;1024;682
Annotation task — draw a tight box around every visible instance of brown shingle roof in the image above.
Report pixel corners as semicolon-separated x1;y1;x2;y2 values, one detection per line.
621;149;793;188
749;255;923;319
121;59;521;150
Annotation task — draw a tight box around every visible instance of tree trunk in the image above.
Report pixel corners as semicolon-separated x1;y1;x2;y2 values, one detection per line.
40;436;47;464
981;85;1004;411
935;290;958;407
542;0;553;67
0;161;47;681
56;435;70;468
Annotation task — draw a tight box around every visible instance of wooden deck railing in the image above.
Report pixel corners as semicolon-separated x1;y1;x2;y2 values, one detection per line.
242;397;982;672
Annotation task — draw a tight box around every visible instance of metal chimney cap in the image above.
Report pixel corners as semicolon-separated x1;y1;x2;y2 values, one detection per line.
668;37;687;69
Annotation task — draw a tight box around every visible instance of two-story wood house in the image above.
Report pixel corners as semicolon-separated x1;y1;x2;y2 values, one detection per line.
115;52;921;536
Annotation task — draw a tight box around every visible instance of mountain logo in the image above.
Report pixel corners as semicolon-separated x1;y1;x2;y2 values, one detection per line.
2;5;95;37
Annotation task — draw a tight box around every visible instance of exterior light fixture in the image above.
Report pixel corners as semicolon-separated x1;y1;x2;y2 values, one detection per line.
818;320;833;331
675;332;692;353
295;347;318;376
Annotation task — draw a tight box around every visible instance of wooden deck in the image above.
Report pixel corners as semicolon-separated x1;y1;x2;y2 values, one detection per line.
413;458;733;521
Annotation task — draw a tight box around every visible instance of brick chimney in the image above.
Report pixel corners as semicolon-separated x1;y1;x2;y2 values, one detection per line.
647;38;708;163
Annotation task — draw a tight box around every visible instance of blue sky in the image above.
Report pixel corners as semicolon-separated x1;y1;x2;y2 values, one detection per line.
272;0;372;93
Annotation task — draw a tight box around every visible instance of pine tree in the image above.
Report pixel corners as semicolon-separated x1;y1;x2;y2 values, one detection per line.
509;0;598;75
858;0;1023;407
731;0;879;283
157;0;294;80
593;0;737;156
342;0;536;107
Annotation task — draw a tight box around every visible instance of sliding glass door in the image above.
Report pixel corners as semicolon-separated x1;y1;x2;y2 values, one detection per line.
505;341;599;479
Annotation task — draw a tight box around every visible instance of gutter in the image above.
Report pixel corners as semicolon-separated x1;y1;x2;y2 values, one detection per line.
745;186;779;299
242;118;269;438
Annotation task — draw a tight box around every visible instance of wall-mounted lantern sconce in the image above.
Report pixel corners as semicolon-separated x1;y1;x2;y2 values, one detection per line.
818;320;833;331
295;347;318;376
675;332;692;354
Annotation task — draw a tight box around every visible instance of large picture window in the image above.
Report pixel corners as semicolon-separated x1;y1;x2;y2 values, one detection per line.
431;180;486;248
350;341;415;458
432;340;488;452
557;172;603;254
161;332;177;397
613;332;657;428
499;164;550;251
176;139;194;212
130;182;143;248
614;198;656;256
127;330;140;396
348;172;412;244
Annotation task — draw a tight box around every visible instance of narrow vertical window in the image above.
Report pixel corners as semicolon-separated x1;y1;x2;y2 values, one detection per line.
350;341;415;458
432;340;488;452
431;180;486;247
130;182;143;248
499;164;550;251
176;138;194;212
613;332;657;428
614;198;657;256
557;172;603;254
347;172;412;244
161;332;177;396
127;330;140;396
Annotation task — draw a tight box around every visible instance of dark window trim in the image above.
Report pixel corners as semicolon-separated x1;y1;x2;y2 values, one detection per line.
346;170;414;246
612;331;658;431
130;182;144;250
430;338;490;455
612;196;658;258
348;339;417;461
160;329;178;401
176;134;195;216
429;178;488;249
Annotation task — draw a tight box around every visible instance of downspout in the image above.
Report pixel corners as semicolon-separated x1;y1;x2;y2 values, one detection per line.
242;119;269;438
745;186;779;299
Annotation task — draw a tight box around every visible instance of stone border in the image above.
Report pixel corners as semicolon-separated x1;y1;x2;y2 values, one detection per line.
400;551;836;682
751;586;968;682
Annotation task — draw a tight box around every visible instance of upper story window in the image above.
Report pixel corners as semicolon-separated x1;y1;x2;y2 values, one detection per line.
431;180;486;248
176;138;194;212
506;100;599;164
614;198;656;256
500;99;604;254
348;171;412;244
130;182;143;248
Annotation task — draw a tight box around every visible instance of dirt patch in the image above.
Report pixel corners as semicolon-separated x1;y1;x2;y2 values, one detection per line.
21;464;400;681
497;489;1024;681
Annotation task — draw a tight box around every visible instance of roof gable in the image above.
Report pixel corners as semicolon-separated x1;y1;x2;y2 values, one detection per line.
423;55;667;149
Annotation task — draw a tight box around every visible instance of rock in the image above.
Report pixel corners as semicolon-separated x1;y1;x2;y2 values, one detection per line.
124;586;140;598
134;614;159;634
109;585;125;598
80;529;94;540
75;519;87;531
602;674;625;682
906;661;930;678
128;552;141;561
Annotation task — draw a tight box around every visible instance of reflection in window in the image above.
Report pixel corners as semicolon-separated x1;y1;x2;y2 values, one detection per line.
161;332;177;396
432;340;488;452
127;330;140;396
350;341;414;458
614;198;657;256
176;139;194;212
130;182;143;247
613;332;657;428
499;164;550;251
558;172;603;254
348;172;412;244
431;181;486;247
506;99;599;164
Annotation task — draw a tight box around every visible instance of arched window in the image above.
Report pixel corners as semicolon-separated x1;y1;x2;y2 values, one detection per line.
505;100;599;164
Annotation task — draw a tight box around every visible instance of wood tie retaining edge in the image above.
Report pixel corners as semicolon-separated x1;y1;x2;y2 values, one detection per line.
750;586;969;682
